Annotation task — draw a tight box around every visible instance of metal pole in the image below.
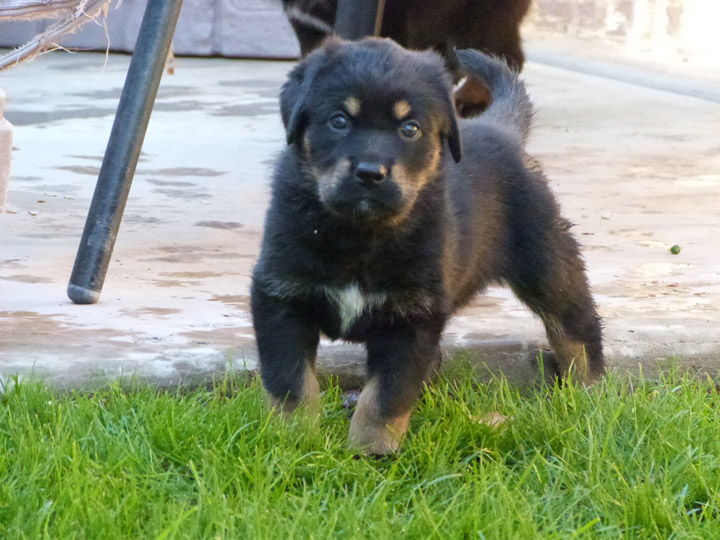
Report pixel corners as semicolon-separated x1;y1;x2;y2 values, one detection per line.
67;0;184;304
334;0;385;40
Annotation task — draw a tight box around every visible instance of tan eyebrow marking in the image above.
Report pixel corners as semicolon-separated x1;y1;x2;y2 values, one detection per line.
393;100;412;119
344;96;361;116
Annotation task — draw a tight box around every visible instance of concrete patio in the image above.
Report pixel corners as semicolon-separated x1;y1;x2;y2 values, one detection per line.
1;45;719;389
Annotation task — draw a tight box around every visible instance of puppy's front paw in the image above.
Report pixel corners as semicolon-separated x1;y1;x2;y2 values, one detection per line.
268;365;322;428
348;414;410;455
347;379;411;455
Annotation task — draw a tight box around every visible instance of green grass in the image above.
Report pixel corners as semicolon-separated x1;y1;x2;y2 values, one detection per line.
1;366;719;539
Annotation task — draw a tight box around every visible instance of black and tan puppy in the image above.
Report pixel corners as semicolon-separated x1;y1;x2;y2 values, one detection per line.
251;38;603;454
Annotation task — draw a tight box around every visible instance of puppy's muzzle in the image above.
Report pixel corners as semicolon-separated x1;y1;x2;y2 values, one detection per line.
354;162;387;188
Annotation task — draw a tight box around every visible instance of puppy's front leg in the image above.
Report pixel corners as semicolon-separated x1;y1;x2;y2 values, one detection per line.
251;290;321;416
349;320;443;454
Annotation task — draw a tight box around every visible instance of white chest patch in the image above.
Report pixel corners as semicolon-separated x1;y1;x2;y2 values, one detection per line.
325;283;386;332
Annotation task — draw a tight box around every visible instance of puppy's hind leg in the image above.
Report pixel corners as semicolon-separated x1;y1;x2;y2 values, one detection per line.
349;319;443;455
505;213;604;385
251;288;321;417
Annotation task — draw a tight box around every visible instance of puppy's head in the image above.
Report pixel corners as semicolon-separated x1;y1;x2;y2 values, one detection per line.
280;37;461;225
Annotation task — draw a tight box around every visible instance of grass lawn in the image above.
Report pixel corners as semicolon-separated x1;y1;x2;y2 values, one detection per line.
1;365;719;539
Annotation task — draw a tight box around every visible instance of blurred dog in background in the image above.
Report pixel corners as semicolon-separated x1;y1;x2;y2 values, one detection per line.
281;0;531;81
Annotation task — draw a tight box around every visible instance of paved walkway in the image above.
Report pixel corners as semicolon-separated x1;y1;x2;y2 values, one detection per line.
1;50;719;388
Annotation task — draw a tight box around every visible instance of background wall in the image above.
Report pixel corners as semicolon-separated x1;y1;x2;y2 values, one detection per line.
0;0;302;59
0;0;717;72
528;0;719;70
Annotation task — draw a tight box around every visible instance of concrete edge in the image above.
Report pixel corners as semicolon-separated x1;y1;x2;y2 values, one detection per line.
2;338;713;393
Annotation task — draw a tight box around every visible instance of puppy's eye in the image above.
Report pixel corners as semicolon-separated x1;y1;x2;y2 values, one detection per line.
328;113;350;131
399;120;421;139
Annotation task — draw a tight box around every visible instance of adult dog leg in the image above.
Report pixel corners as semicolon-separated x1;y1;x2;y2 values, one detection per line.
251;290;321;415
349;320;443;454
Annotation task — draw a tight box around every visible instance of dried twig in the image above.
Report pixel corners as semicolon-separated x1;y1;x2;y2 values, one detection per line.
0;0;114;70
0;0;86;20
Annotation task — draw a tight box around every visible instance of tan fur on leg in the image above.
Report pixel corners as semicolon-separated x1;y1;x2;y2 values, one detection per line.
270;362;321;420
348;377;411;454
549;336;597;386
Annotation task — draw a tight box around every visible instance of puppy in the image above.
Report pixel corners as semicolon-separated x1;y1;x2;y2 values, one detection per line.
281;0;531;78
251;38;604;455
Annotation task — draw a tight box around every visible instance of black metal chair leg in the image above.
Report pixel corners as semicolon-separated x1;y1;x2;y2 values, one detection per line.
335;0;385;40
67;0;184;304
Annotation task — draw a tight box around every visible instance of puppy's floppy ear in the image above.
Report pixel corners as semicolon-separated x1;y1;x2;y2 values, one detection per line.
443;94;463;163
419;48;462;163
280;60;313;145
280;38;341;145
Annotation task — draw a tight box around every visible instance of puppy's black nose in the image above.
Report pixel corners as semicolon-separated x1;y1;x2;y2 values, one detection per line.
354;162;387;187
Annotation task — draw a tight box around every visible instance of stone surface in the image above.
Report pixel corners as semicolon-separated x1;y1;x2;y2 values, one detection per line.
0;50;718;389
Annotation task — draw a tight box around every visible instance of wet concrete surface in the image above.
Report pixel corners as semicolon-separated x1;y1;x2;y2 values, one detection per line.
1;47;719;389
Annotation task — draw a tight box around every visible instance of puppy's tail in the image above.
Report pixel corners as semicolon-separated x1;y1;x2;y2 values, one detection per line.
455;48;533;144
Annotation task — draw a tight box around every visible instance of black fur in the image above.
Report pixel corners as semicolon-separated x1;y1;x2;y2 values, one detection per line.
251;38;603;450
281;0;531;79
